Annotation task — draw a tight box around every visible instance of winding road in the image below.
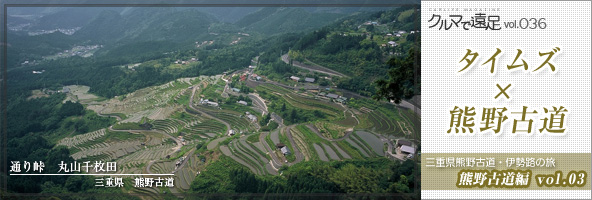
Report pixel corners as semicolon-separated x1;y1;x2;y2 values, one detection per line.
281;54;347;77
283;125;304;166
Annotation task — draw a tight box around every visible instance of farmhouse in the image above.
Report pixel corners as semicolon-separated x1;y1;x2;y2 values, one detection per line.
336;96;348;104
232;88;240;92
388;41;397;47
397;139;412;147
201;99;219;107
275;143;286;149
280;146;291;155
246;114;257;122
62;87;70;93
290;76;300;82
237;100;248;106
400;145;416;155
304;77;315;83
326;93;339;99
228;130;235;136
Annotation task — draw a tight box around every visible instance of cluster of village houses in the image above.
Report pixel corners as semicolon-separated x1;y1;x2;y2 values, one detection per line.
318;91;348;104
38;86;70;95
49;45;103;60
174;57;198;65
195;40;214;48
289;76;315;83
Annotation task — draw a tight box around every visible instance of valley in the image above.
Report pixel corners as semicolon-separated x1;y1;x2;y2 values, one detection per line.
5;5;420;198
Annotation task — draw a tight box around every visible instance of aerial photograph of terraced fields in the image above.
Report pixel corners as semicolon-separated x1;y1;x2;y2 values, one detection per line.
2;2;420;199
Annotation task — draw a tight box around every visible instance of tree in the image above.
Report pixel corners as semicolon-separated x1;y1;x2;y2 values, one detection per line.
288;50;305;62
373;49;418;104
290;109;298;122
59;101;84;117
281;103;287;112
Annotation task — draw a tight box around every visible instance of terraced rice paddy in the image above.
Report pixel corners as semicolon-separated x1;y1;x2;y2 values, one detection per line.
331;143;352;159
270;130;280;144
314;122;349;139
184;119;226;139
131;185;162;199
321;143;340;160
56;71;417;198
399;108;420;140
150;161;176;174
313;144;329;161
72;140;141;160
229;140;266;174
152;119;187;134
284;93;343;117
116;143;178;171
57;129;107;148
334;110;359;127
175;154;201;190
257;84;345;119
344;138;370;157
290;128;315;161
200;106;254;132
355;131;385;156
220;144;262;175
357;109;404;136
86;78;198;123
207;137;228;150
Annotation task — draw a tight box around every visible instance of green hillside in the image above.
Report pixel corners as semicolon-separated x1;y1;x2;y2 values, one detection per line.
236;7;345;35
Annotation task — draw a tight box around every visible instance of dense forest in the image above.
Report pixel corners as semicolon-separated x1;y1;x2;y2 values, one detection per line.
190;156;418;196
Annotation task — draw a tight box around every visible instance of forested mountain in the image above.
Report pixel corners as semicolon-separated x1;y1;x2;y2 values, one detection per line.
33;7;121;30
235;7;346;35
6;31;80;67
74;8;217;44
